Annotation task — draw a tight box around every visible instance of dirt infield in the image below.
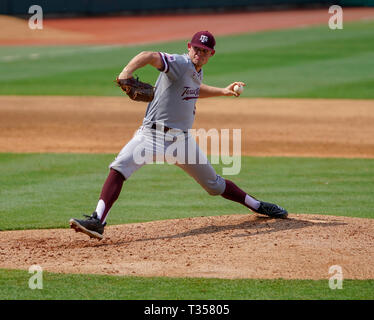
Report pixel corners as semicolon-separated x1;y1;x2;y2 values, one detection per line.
1;96;373;158
1;7;374;45
1;214;373;280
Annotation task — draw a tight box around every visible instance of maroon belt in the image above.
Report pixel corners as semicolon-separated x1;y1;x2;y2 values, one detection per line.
151;124;188;134
151;123;172;133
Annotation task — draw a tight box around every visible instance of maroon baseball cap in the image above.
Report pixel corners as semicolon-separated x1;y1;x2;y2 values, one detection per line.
189;31;216;52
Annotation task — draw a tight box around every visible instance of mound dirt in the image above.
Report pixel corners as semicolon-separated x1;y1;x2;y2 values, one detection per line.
1;214;373;279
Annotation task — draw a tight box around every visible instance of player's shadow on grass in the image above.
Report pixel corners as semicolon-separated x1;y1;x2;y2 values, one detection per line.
137;215;346;242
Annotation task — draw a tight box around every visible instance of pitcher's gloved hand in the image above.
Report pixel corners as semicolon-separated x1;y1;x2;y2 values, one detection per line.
115;77;154;102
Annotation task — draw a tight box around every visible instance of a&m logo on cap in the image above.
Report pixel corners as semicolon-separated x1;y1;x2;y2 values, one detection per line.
190;31;216;51
199;35;209;43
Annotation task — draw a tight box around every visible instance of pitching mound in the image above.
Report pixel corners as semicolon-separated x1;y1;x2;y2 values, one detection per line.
1;214;373;279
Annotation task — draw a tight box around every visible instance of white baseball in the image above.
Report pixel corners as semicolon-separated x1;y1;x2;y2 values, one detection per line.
233;84;243;94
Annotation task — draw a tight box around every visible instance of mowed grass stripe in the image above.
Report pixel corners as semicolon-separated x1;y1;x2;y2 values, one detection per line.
0;269;373;300
0;20;373;98
0;153;373;231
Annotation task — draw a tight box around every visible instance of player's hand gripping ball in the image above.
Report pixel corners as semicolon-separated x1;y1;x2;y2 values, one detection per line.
233;84;244;94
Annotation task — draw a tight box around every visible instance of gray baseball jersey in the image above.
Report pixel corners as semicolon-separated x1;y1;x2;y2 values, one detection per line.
142;52;203;131
110;51;226;196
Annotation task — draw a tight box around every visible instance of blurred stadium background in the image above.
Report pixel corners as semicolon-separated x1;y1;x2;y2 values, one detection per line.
1;0;373;17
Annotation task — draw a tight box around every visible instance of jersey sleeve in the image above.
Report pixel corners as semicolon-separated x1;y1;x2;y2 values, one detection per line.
158;52;188;81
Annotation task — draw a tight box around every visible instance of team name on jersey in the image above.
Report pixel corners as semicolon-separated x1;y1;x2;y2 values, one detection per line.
181;86;200;100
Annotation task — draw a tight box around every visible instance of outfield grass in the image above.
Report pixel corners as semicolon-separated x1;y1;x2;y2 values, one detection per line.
0;153;373;231
0;20;373;98
1;269;373;300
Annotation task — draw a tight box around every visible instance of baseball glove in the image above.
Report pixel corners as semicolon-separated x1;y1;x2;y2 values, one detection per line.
116;77;154;102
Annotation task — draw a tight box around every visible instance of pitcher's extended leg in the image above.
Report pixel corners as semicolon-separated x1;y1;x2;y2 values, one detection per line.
178;136;287;218
96;168;125;224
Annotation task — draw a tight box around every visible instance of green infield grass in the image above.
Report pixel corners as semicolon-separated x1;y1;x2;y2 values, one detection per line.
1;269;373;300
0;153;373;231
0;20;373;98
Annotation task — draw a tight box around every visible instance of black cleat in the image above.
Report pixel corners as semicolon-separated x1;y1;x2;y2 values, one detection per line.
254;201;288;219
69;212;106;240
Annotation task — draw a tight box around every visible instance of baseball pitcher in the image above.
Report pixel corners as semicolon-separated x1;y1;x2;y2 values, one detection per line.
70;31;288;240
